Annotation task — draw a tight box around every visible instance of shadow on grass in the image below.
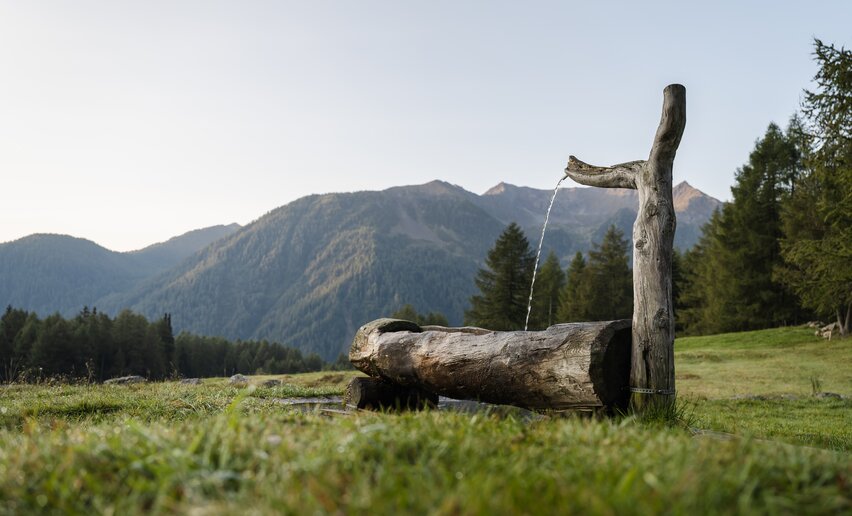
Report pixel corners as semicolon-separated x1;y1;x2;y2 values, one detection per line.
25;399;126;418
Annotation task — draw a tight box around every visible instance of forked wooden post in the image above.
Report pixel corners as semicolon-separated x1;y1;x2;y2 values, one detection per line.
564;84;686;411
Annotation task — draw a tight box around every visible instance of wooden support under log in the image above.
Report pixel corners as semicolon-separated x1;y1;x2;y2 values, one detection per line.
349;318;631;412
344;376;438;410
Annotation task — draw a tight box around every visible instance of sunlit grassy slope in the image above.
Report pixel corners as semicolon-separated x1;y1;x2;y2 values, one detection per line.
676;327;851;398
675;327;852;450
0;327;849;514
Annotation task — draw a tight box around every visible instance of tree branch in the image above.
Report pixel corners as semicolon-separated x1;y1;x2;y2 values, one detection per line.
564;156;643;189
649;84;687;164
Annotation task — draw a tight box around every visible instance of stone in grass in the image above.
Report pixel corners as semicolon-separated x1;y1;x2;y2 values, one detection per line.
104;375;146;385
260;379;281;388
229;374;249;386
181;378;203;385
344;377;438;411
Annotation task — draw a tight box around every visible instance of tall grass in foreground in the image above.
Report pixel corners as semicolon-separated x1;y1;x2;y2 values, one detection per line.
0;403;849;515
0;328;850;514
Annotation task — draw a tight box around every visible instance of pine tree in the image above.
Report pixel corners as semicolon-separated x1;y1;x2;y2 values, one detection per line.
31;314;76;377
0;306;29;381
677;215;723;334
584;225;633;321
112;310;167;379
671;248;686;332
156;313;175;371
465;222;535;330
679;122;806;334
777;39;852;336
557;252;589;322
529;251;566;329
718;123;805;329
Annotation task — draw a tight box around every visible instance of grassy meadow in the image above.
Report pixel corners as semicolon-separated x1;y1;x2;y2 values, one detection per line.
0;327;849;514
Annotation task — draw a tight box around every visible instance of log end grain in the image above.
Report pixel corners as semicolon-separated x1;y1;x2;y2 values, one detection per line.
344;377;438;411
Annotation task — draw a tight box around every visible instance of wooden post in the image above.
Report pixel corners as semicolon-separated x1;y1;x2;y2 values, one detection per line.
564;84;686;411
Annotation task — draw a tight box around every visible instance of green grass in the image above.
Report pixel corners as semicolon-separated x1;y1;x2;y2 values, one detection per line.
0;327;850;514
694;398;852;450
676;327;851;399
0;374;353;429
674;326;852;451
0;407;849;514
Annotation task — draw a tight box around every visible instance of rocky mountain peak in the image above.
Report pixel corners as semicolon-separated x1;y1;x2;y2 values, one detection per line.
673;181;720;212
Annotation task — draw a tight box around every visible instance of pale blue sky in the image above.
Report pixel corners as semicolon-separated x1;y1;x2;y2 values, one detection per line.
1;1;850;251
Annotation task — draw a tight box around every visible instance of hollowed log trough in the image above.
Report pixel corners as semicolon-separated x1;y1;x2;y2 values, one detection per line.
347;318;631;412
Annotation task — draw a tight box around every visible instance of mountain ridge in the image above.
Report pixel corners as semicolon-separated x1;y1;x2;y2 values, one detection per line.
0;224;242;316
1;180;720;359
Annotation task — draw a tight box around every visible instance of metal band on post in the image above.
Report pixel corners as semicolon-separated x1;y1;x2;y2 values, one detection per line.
628;387;676;396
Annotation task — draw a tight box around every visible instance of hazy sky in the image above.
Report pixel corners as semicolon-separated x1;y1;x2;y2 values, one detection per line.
1;1;850;251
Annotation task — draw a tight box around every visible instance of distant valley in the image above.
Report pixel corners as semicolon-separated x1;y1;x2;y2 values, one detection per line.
0;181;720;360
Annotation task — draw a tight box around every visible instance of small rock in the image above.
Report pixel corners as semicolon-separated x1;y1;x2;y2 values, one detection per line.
260;379;281;388
180;378;203;385
104;375;146;385
229;374;249;385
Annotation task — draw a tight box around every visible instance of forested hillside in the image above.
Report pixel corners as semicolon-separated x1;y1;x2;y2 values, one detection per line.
0;225;241;316
101;182;505;360
0;235;147;316
129;224;242;276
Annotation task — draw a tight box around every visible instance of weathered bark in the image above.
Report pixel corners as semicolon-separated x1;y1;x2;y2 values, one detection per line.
350;318;632;411
564;84;686;410
344;376;438;410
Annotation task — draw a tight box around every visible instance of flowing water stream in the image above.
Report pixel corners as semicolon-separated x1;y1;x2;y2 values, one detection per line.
524;176;566;331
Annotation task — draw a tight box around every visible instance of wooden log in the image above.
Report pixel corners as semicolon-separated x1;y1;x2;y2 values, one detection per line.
564;84;686;411
344;376;438;410
350;318;631;411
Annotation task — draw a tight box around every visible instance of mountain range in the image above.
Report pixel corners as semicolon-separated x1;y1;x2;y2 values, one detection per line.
0;181;720;360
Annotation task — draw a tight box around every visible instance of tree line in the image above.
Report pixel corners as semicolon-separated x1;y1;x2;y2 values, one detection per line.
0;306;346;383
678;39;850;337
464;223;633;330
462;39;850;338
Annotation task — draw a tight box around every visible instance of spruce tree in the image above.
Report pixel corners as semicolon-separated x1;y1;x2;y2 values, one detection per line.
677;214;723;334
719;123;805;329
465;222;535;330
156;313;175;370
0;306;29;381
778;40;852;336
680;123;806;334
529;251;566;329
31;314;76;377
557;252;588;322
584;225;633;321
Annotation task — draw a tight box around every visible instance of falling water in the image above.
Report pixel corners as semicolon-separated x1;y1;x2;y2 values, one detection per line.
524;176;566;331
